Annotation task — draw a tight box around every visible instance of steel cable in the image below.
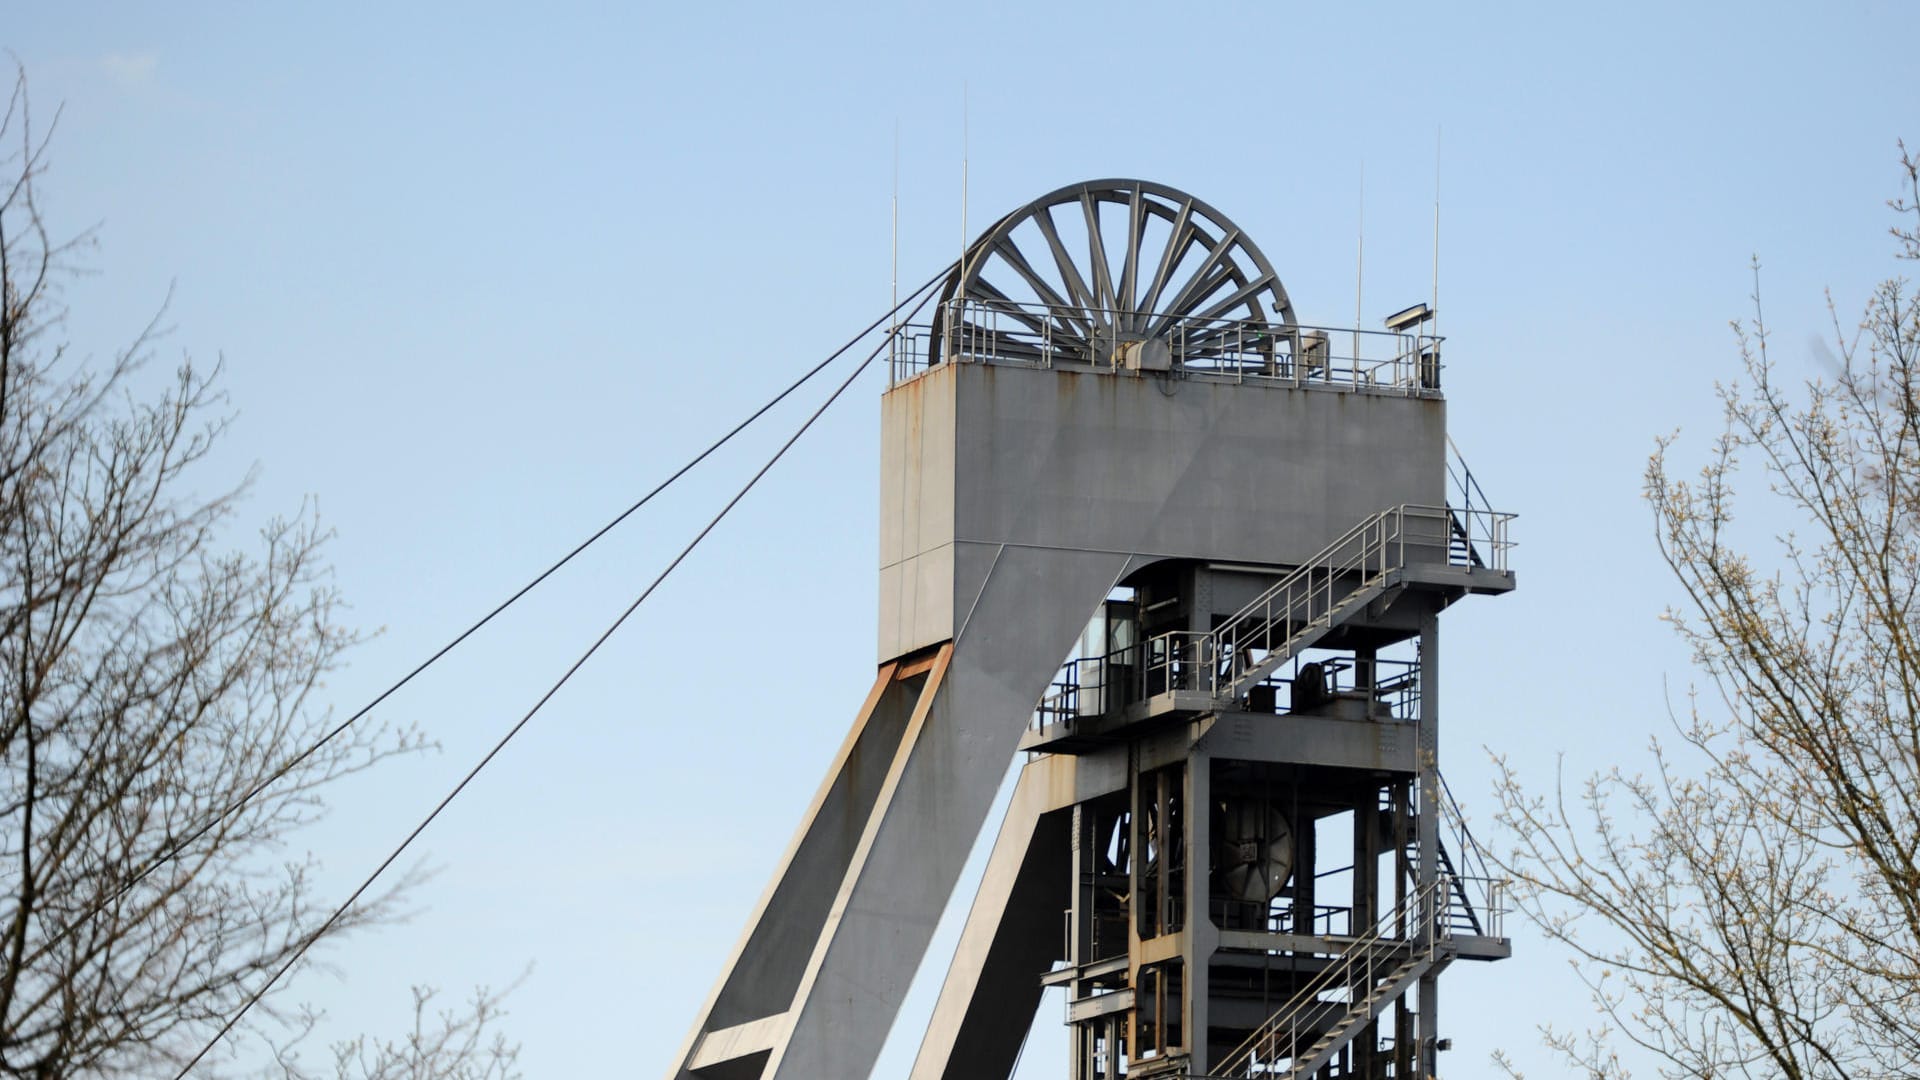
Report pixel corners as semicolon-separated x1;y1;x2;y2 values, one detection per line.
32;261;955;964
169;271;948;1077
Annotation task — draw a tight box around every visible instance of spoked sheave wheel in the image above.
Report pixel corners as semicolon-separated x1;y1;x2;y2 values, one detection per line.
927;179;1294;369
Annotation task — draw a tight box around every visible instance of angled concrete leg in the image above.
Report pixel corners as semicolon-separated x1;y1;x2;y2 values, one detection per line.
908;758;1071;1080
907;750;1133;1079
762;545;1132;1079
671;653;940;1080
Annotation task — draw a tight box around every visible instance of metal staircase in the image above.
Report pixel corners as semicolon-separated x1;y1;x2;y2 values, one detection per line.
1385;785;1486;939
1430;772;1510;955
1215;507;1411;701
1135;484;1511;717
1431;842;1481;936
1209;879;1447;1079
1445;510;1482;569
1201;782;1511;1079
1206;503;1475;702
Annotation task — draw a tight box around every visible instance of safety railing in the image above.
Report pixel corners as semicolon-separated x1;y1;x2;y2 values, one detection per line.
1445;507;1515;573
1445;437;1516;572
1242;654;1421;721
1435;771;1509;941
1375;664;1421;723
1030;648;1146;731
1211;508;1413;697
887;298;1445;394
1210;877;1448;1078
1042;499;1510;725
1141;629;1214;698
1033;656;1099;730
1140;505;1508;703
1213;896;1357;938
888;330;936;384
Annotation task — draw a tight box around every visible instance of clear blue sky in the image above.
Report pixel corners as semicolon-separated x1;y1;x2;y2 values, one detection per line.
7;2;1917;1075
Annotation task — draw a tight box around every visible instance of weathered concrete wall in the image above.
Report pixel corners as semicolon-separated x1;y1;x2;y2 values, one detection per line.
879;362;1446;661
878;363;959;660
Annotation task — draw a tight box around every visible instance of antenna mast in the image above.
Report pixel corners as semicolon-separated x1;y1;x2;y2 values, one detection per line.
961;83;970;279
1432;126;1442;341
1354;160;1364;362
891;122;899;374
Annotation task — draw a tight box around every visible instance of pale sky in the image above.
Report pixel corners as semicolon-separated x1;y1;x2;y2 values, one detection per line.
6;3;1918;1076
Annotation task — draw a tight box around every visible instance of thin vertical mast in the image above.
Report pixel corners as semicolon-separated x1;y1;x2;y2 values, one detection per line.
961;82;970;278
1432;126;1442;342
890;121;900;376
1354;160;1365;363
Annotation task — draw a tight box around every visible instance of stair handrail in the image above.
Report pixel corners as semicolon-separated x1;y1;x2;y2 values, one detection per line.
1444;434;1495;525
1211;876;1448;1078
1445;435;1520;572
1214;508;1398;653
1434;771;1509;940
1213;504;1484;699
1136;500;1513;705
1209;508;1406;699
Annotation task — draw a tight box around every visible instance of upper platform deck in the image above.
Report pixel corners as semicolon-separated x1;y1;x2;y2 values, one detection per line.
890;298;1444;397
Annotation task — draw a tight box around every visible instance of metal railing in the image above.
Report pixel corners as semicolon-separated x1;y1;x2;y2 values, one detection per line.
1210;508;1414;696
1160;507;1420;699
1444;507;1515;573
1445;436;1515;572
1209;877;1448;1078
1140;505;1511;703
1381;786;1508;943
1032;655;1104;730
1213;896;1356;938
1435;772;1509;941
1242;655;1421;721
888;298;1445;394
1030;650;1141;732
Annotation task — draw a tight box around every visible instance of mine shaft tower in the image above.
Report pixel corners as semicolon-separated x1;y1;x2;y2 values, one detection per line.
672;179;1515;1079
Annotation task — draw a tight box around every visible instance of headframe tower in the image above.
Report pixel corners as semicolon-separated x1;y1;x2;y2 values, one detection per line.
672;180;1515;1079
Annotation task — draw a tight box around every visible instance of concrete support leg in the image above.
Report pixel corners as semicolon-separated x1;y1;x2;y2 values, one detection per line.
671;656;934;1080
761;548;1130;1079
909;758;1079;1080
665;546;1134;1080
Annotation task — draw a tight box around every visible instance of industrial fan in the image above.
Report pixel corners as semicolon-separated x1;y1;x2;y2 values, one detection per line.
1217;799;1294;902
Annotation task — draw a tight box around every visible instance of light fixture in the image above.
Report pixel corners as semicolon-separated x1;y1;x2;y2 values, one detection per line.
1384;303;1434;332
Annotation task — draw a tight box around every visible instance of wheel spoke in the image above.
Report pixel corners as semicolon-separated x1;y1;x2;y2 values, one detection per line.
1186;270;1277;327
1032;207;1102;328
967;277;1058;338
1150;267;1235;340
1151;229;1241;337
984;277;1090;351
989;237;1094;338
1080;192;1119;319
1137;197;1196;319
1119;188;1146;331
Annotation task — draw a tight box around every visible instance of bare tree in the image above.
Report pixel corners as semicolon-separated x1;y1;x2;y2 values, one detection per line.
270;985;522;1080
0;68;517;1078
1491;148;1920;1079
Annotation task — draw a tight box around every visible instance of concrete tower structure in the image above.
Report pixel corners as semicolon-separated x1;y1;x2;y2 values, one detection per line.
672;180;1514;1080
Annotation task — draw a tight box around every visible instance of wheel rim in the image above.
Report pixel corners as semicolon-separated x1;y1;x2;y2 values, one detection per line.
927;179;1293;369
